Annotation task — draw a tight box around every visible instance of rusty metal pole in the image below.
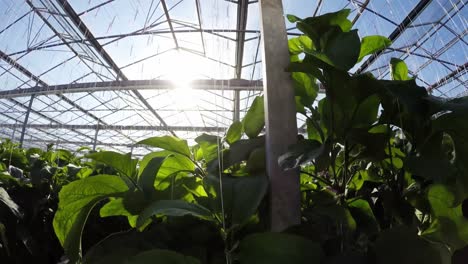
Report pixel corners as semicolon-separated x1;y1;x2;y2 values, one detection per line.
259;0;300;231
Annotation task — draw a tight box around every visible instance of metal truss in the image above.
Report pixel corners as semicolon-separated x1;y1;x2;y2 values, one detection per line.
0;79;263;99
0;123;225;133
0;0;466;153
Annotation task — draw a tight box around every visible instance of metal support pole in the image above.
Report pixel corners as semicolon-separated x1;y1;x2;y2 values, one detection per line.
259;0;300;231
233;90;240;121
19;94;35;148
92;126;99;151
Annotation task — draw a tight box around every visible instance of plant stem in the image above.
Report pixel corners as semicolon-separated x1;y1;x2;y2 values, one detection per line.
301;170;332;186
343;140;349;193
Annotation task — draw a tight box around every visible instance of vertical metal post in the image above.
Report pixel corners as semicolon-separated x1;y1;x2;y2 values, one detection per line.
19;94;35;148
92;126;99;151
233;90;241;122
259;0;300;231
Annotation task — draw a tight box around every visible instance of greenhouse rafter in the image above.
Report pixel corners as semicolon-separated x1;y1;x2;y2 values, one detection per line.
0;0;466;152
356;0;432;74
49;0;176;135
0;79;263;99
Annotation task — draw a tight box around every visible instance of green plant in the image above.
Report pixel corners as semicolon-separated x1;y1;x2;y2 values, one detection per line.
281;9;468;263
0;141;99;263
51;96;272;263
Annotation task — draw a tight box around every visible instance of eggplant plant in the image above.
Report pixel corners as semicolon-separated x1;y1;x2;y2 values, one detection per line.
0;142;98;263
1;8;467;264
50;95;273;264
280;9;468;263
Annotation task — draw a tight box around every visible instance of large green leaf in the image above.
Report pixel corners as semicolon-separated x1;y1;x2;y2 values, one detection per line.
83;230;161;264
239;233;323;264
136;200;214;227
0;187;22;218
53;175;129;263
432;112;468;194
288;35;314;55
87;151;137;178
225;121;243;145
358;35;391;62
292;72;319;107
375;227;449;264
246;147;266;173
137;136;191;158
288;10;352;50
195;134;221;163
352;94;380;127
279;139;324;169
226;137;264;167
125;249;201;264
324;29;361;71
348;199;379;234
137;156;167;195
204;174;268;224
390;58;409;81
423;184;468;250
99;198;138;228
242;96;265;138
287;62;325;83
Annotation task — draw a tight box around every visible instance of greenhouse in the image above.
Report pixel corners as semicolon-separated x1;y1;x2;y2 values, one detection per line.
0;0;467;263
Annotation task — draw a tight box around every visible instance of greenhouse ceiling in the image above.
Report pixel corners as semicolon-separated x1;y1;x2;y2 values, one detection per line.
0;0;466;155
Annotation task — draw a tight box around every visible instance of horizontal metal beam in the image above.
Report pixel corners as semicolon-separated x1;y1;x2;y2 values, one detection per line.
0;79;263;99
0;123;227;132
355;0;432;74
2;122;308;134
427;62;467;92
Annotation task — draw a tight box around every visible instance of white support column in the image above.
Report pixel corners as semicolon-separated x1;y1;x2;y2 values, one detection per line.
259;0;300;231
19;94;35;148
92;126;99;151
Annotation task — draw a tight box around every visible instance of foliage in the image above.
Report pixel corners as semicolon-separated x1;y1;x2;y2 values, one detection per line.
282;8;468;263
1;8;467;264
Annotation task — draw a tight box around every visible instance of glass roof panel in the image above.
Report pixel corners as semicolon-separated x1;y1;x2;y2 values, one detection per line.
0;0;465;153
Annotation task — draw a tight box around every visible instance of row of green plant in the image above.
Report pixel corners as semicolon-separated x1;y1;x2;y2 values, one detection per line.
0;9;467;264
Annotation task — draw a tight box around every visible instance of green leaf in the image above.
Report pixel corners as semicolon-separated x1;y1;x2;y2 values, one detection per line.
390;58;409;81
324;29;361;71
0;187;22;218
279;139;324;169
87;151;137;178
423;184;468;250
348;199;379;234
246;147;266;173
53;175;129;263
100;198;138;228
287;62;325;83
242;96;265;138
239;233;323;264
195;134;221;163
125;249;201;264
288;35;314;55
76;167;93;179
204;174;268;224
309;204;357;231
375;226;448;264
137;136;191;158
352;94;380;127
292;72;319;107
349;170;382;190
83;229;161;264
225;137;265;168
139;151;195;188
286;14;301;23
226;121;243;145
358;35;391;62
137;200;214;227
137;156;167;195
